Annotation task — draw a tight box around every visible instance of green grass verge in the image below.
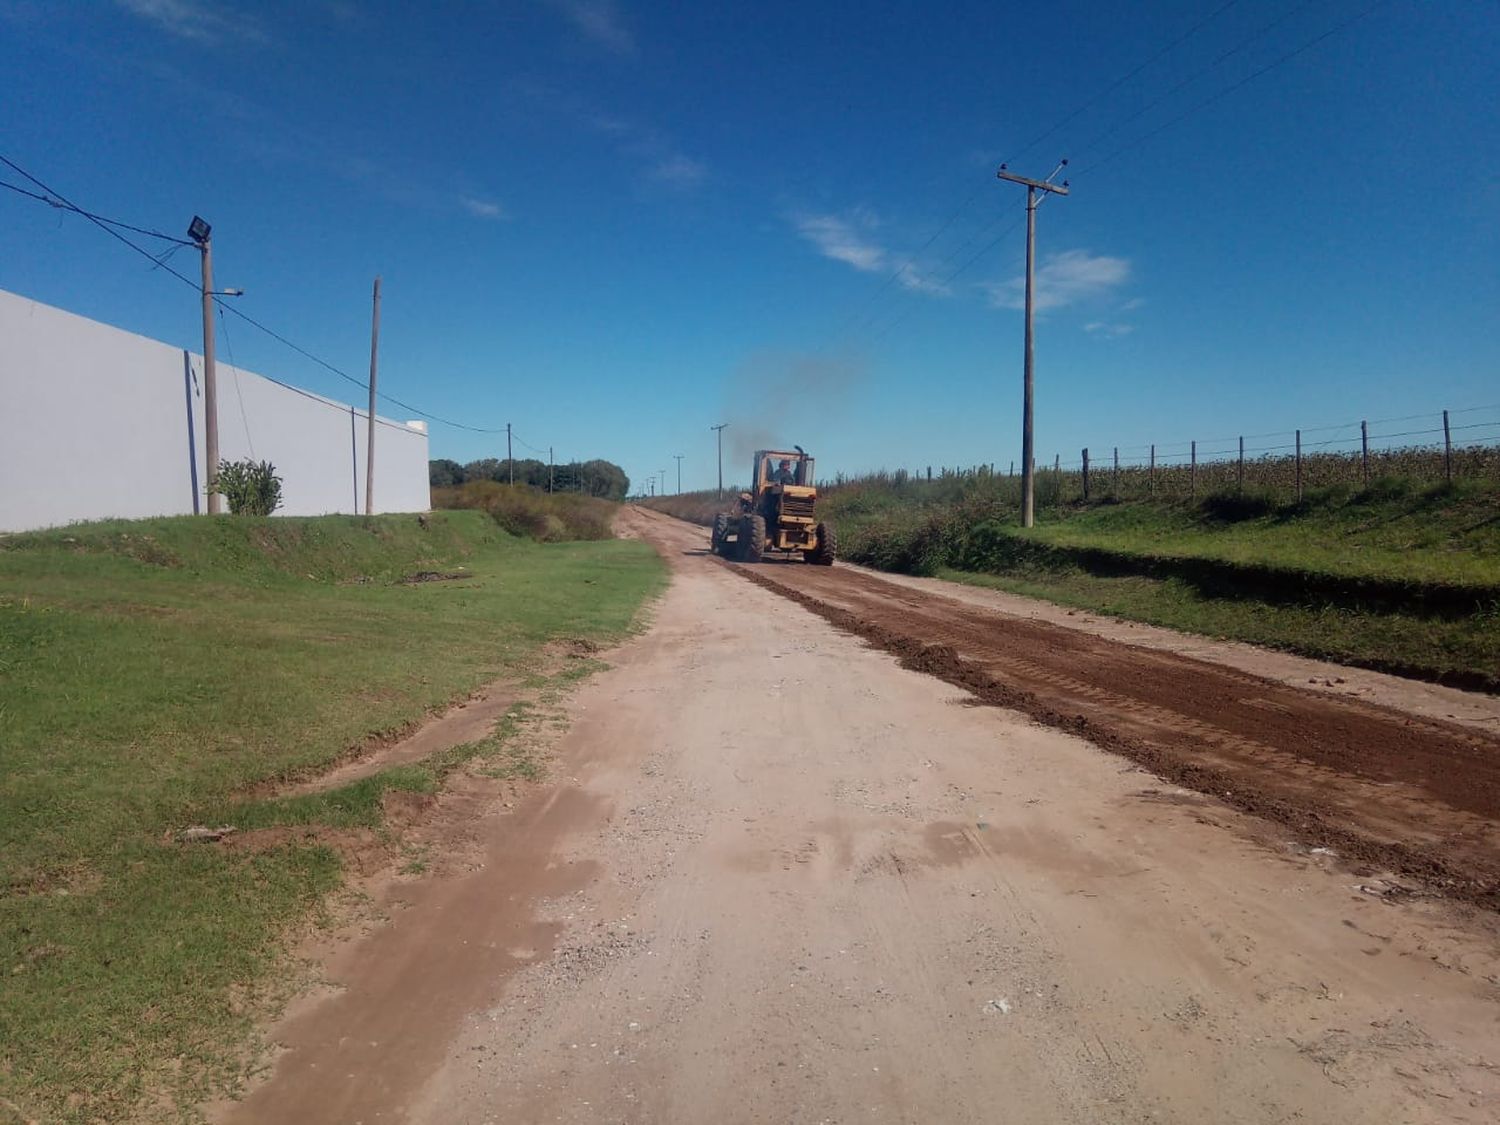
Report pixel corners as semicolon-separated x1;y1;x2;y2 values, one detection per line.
0;511;665;1122
1014;482;1500;588
936;566;1500;687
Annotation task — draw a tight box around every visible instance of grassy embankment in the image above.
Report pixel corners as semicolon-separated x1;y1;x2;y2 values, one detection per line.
0;509;665;1122
644;476;1500;689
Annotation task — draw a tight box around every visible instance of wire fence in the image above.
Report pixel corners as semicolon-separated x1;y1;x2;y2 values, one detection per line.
874;404;1500;505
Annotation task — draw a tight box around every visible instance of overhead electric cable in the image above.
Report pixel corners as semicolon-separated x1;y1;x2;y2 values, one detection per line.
1004;0;1243;167
1069;0;1322;168
0;152;509;434
1077;0;1388;176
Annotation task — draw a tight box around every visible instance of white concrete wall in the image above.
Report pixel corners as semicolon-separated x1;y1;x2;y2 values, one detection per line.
0;288;429;532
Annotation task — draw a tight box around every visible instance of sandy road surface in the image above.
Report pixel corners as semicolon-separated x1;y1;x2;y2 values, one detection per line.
220;507;1500;1124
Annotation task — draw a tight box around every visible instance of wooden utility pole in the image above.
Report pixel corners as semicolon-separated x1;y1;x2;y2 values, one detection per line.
674;454;684;495
190;216;220;513
365;276;381;515
549;447;554;493
1443;409;1452;482
711;423;728;497
997;161;1069;529
507;423;513;485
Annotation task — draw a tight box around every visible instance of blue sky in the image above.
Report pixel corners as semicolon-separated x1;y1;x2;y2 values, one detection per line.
2;0;1497;493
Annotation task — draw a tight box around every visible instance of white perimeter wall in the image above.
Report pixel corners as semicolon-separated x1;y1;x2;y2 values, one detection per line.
0;288;429;532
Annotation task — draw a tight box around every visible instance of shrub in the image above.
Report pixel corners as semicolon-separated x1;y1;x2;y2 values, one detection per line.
431;481;616;541
213;459;283;516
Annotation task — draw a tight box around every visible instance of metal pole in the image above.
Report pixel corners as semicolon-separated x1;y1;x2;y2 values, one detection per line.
1238;435;1244;493
1021;186;1037;527
674;454;684;494
199;232;219;513
1190;440;1197;499
1082;448;1090;501
1149;444;1156;495
365;276;381;515
1361;420;1369;485
549;447;554;493
997;163;1068;529
507;423;513;485
711;423;727;498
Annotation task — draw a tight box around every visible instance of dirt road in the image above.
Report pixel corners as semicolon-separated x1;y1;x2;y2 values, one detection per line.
220;507;1500;1124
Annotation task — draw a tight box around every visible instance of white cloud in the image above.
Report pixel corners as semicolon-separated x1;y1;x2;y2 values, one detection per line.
548;0;634;54
987;249;1131;311
460;196;507;220
793;212;949;295
114;0;266;44
796;213;887;272
893;262;950;296
648;154;707;190
1119;296;1147;311
1084;321;1135;337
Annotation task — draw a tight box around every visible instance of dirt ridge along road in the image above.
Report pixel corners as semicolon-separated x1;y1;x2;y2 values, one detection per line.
633;508;1500;910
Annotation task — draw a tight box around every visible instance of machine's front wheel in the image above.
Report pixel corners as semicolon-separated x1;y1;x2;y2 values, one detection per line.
711;513;729;555
739;514;766;563
805;521;837;566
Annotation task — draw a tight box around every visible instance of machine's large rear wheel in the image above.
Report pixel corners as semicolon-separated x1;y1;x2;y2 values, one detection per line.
739;514;766;562
805;521;837;566
711;512;729;556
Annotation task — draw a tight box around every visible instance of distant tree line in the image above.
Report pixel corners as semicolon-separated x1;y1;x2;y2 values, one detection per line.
429;457;630;501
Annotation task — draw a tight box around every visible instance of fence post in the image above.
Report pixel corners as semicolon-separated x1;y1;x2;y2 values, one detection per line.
1361;420;1369;486
1237;436;1244;493
1190;440;1197;499
1443;409;1452;482
1149;444;1156;496
1009;460;1014;477
1082;448;1090;501
1054;454;1061;506
927;465;932;481
1113;446;1119;498
1295;429;1302;502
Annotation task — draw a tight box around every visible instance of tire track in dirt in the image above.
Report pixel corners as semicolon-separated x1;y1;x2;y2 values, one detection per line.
633;512;1500;909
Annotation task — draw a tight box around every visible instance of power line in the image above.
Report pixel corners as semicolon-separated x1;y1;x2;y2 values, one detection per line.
0;165;194;246
1004;0;1244;168
819;1;1254;354
1070;0;1323;169
510;431;548;456
217;306;255;459
1077;0;1389;177
1;156;205;290
0;151;509;434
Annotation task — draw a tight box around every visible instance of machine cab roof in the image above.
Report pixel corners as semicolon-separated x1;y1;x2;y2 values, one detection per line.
752;449;815;490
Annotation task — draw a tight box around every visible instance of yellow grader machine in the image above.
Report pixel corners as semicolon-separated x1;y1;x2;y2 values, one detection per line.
710;447;836;565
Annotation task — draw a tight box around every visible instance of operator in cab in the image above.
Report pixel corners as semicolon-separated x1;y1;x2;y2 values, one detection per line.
772;458;796;485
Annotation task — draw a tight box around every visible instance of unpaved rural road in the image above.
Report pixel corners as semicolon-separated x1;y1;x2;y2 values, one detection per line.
220;507;1500;1124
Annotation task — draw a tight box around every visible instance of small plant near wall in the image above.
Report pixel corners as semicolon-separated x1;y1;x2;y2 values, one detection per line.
212;459;283;516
